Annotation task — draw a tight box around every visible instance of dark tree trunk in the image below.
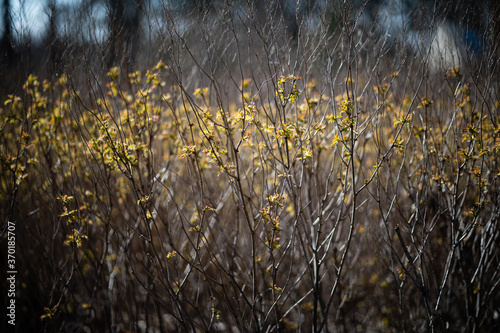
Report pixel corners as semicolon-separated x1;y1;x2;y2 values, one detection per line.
45;0;60;75
1;0;15;63
107;0;142;71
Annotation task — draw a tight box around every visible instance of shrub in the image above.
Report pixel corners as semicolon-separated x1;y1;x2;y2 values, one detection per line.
1;1;499;332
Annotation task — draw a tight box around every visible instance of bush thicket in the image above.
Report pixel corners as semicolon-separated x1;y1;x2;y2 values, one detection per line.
1;0;499;332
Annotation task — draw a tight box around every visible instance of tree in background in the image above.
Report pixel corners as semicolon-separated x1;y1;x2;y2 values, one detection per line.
0;0;15;63
107;0;142;70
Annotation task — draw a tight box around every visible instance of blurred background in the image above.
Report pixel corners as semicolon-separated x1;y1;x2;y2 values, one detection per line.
1;0;498;95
